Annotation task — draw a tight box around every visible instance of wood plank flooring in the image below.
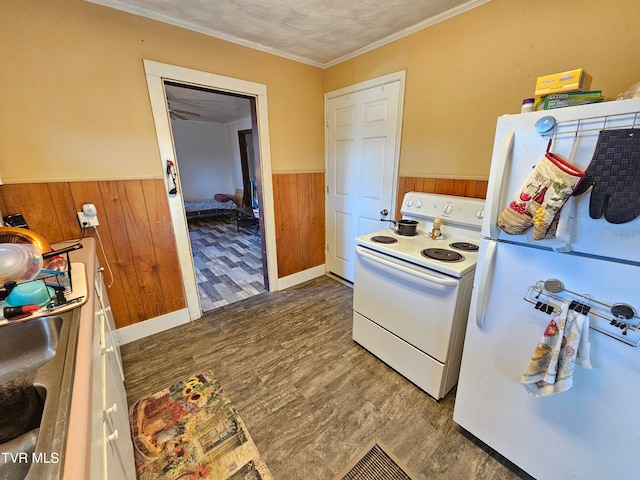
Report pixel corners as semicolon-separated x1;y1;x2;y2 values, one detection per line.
121;276;532;480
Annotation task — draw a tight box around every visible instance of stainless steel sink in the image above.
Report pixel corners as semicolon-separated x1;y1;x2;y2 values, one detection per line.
0;311;80;480
0;315;63;380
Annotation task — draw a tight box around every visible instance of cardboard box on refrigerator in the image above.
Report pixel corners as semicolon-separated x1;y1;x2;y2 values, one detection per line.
535;68;592;96
542;90;604;110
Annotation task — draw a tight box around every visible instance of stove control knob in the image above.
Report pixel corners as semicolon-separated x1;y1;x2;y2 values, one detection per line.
442;203;453;215
406;198;414;207
476;207;485;219
415;200;422;208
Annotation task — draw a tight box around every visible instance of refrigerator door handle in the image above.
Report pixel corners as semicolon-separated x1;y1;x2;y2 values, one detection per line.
487;131;515;239
475;240;497;328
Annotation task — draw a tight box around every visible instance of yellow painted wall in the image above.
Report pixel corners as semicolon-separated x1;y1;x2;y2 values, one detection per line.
324;0;640;180
0;0;325;183
3;0;640;185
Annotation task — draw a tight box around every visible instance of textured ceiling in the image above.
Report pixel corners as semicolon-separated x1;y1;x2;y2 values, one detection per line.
86;0;489;67
165;83;251;124
96;0;490;123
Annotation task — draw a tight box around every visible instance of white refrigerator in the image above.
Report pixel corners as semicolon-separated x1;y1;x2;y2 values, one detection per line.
453;99;640;480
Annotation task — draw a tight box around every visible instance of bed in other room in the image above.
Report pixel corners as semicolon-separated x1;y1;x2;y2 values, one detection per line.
184;195;237;220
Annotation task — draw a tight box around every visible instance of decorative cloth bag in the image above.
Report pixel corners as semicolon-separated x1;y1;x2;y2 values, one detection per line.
498;152;584;240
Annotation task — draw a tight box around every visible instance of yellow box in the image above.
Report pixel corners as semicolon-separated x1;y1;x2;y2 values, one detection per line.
535;69;592;96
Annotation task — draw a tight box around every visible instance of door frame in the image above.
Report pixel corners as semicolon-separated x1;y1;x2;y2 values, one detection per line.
144;59;279;320
324;70;406;278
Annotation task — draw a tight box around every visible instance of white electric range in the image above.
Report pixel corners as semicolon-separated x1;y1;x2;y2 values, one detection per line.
352;192;485;399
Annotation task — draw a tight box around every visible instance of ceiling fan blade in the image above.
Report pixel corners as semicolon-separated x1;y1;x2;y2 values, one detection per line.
171;111;189;120
173;108;201;117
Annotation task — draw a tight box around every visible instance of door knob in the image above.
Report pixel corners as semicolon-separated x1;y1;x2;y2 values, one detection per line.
380;209;389;216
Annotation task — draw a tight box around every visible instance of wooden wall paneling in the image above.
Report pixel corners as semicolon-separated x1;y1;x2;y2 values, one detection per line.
273;174;300;277
471;180;488;199
395;177;488;218
60;181;135;328
0;175;484;328
395;177;414;219
394;177;406;219
398;176;414;194
141;179;185;312
296;173;325;271
412;178;426;192
68;181;132;327
48;182;82;241
47;182;126;321
434;179;463;196
421;178;437;193
296;174;313;272
1;183;64;241
308;172;325;268
0;190;7;219
95;180;140;327
94;180;138;327
0;180;187;328
118;180;166;321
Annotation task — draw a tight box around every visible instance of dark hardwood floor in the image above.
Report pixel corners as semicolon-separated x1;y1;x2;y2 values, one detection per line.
121;276;531;480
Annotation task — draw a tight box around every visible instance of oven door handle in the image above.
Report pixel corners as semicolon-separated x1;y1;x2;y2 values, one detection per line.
356;246;458;287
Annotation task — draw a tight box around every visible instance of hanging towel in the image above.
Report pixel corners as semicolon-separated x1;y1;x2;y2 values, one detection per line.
521;301;591;397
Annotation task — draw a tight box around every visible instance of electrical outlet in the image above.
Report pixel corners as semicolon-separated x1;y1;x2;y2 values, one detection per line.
77;211;99;227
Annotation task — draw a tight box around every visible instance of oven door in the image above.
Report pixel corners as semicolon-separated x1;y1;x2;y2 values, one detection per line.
353;245;467;362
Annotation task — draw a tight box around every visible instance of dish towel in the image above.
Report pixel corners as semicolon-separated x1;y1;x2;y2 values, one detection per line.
521;301;592;396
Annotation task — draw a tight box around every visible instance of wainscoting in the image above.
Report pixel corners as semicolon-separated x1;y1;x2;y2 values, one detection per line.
271;174;485;277
0;174;482;328
395;177;488;218
0;180;184;328
272;172;325;278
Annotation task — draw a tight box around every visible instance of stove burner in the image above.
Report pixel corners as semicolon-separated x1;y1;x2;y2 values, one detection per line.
393;231;419;237
421;248;465;262
449;242;479;252
370;235;398;244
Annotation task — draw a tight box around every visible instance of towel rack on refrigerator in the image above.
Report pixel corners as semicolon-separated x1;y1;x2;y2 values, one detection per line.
535;110;640;140
523;278;640;347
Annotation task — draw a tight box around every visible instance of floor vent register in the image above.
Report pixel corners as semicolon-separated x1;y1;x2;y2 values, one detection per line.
333;438;415;480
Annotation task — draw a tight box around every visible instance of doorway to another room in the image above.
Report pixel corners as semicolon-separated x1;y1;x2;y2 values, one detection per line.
164;82;265;312
144;60;278;323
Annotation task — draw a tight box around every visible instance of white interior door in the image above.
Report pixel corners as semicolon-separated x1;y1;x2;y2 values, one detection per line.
325;72;405;282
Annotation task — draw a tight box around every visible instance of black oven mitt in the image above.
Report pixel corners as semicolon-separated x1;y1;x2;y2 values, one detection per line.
573;128;640;224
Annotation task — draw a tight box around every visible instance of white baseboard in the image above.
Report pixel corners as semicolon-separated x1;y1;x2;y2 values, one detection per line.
116;308;191;345
277;264;326;290
116;265;326;344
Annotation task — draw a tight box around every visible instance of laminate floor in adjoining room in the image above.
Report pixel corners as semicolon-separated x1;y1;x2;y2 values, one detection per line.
121;276;533;480
187;215;265;312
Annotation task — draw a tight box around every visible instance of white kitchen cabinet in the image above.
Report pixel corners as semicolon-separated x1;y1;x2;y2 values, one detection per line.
91;266;136;480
